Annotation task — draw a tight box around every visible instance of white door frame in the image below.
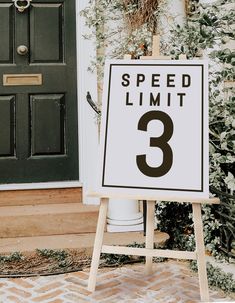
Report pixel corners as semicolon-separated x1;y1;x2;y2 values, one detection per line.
0;0;99;204
76;0;100;204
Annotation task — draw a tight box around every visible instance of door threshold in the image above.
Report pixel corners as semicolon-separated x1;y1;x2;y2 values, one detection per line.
0;181;82;191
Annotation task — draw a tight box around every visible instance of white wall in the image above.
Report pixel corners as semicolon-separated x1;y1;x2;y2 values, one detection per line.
76;0;100;205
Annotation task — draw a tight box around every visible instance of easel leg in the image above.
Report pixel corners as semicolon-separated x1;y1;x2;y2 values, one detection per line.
88;198;108;292
192;203;209;302
145;200;155;275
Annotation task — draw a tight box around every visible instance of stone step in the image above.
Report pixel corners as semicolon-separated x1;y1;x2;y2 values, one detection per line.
0;187;82;206
0;231;169;254
0;203;99;238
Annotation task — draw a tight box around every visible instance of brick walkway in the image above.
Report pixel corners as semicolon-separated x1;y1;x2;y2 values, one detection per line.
0;260;234;303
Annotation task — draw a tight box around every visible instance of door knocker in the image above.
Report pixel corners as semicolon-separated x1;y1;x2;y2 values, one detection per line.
13;0;32;12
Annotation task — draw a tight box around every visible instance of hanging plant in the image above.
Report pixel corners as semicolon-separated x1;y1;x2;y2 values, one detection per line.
122;0;161;32
81;0;165;68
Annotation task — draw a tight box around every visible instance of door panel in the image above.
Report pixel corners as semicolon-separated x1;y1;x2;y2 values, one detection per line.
31;94;65;156
30;4;63;63
0;0;79;184
0;4;14;63
0;96;15;156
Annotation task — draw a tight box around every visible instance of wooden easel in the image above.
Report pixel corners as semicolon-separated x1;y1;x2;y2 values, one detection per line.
87;36;220;302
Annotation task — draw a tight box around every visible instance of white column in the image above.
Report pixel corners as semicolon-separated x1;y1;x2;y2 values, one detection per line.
107;200;143;232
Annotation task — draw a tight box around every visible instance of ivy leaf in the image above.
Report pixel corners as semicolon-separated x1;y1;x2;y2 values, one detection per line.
225;172;235;192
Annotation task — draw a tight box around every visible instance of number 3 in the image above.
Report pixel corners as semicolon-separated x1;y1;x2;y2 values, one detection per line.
136;110;173;177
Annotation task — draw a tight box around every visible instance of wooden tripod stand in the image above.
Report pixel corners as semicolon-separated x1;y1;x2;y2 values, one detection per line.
87;196;219;302
87;36;220;302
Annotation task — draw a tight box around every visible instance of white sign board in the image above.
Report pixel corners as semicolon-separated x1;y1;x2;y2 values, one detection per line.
98;60;209;199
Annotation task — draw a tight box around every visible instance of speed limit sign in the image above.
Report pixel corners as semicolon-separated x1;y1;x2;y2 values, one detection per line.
98;60;209;199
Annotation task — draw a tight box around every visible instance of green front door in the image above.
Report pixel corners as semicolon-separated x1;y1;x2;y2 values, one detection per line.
0;0;79;183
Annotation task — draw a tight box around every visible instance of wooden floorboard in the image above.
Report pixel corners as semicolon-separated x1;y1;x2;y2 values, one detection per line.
0;187;82;206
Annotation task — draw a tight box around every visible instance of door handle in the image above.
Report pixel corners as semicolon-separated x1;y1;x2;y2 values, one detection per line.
17;45;29;56
13;0;32;13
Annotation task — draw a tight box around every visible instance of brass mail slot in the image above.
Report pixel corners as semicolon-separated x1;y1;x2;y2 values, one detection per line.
3;74;42;86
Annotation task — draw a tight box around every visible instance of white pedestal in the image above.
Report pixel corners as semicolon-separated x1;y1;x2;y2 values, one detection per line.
107;199;144;232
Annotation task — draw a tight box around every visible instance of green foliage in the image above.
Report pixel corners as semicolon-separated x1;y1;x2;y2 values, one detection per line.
36;249;69;267
159;0;234;258
0;252;24;263
212;188;235;258
156;202;222;256
191;261;235;293
36;249;68;260
156;202;194;251
167;0;235;57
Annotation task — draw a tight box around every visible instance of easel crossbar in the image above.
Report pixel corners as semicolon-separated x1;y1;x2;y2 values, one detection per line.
101;245;197;260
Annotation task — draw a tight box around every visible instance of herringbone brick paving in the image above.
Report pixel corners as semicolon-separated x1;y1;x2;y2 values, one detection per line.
0;260;234;303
